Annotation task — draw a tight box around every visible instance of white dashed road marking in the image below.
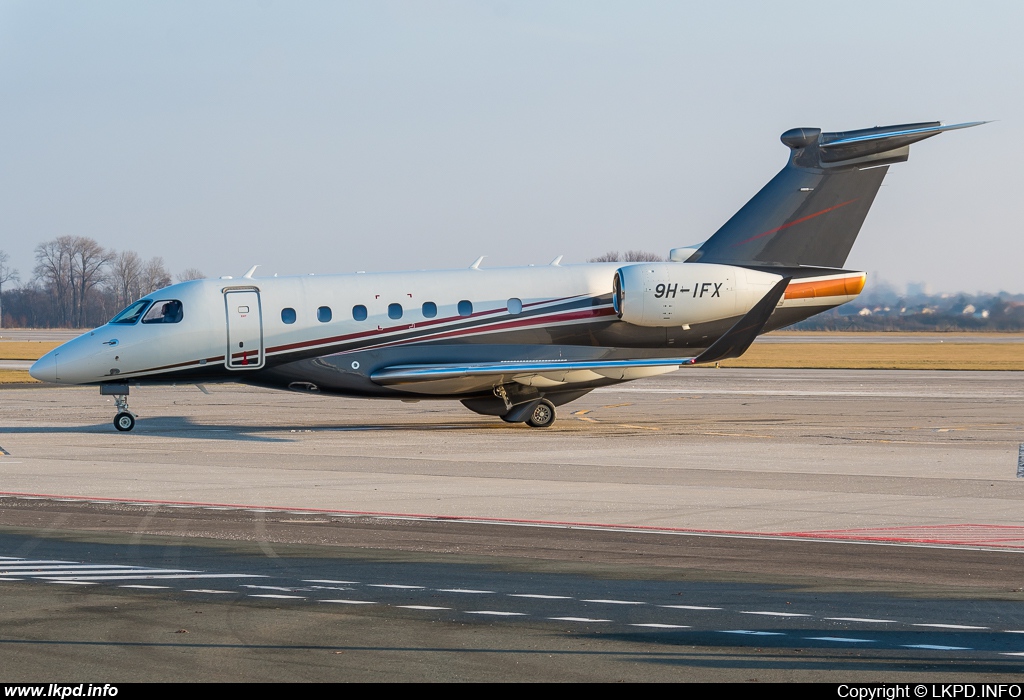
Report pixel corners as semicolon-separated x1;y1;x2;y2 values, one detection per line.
912;623;988;630
398;606;451;610
806;637;875;643
903;644;972;651
322;599;378;605
368;584;424;589
467;611;527;616
632;624;690;629
721;630;786;636
825;617;896;623
661;605;722;610
437;589;493;594
250;594;306;599
549;617;610;623
581;599;645;605
741;611;812;617
509;594;572;600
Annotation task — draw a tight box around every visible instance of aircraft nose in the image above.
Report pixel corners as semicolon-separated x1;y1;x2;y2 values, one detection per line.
29;353;57;383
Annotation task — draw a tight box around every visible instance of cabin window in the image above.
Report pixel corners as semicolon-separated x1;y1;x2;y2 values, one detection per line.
142;300;184;324
281;308;296;324
109;300;151;325
422;301;437;318
458;300;473;317
507;298;523;315
352;305;367;321
388;303;403;320
317;306;332;323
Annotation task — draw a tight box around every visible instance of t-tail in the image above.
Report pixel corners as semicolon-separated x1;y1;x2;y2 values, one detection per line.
683;121;986;268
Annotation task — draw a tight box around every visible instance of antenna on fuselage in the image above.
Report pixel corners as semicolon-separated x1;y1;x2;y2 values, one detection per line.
242;265;259;279
469;256;485;270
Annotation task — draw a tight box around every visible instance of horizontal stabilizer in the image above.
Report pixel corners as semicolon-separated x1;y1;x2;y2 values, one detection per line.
687;120;985;268
685;277;791;365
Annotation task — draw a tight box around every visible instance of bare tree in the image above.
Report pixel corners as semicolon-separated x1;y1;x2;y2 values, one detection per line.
69;237;111;327
34;236;111;327
623;250;664;262
34;237;75;326
0;250;20;330
176;267;205;282
588;250;664;263
140;257;172;295
108;250;144;309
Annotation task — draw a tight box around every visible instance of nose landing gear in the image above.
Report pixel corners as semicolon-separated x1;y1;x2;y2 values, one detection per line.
101;383;137;432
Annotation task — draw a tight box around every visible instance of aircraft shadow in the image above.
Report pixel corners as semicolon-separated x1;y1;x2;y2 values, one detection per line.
0;415;535;442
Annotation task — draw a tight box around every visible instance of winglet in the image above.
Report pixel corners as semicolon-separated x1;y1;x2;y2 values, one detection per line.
469;256;486;270
242;265;259;279
549;255;563;267
684;276;791;365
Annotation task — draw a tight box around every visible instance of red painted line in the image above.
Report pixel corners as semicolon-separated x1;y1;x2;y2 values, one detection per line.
733;199;860;247
2;491;1023;549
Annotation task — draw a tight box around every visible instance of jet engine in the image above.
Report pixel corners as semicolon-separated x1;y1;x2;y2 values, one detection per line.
612;263;784;327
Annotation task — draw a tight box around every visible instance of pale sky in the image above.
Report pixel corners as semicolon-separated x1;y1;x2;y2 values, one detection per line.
2;1;1021;293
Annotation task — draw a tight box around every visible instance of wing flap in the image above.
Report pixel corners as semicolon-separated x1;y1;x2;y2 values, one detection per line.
370;358;689;395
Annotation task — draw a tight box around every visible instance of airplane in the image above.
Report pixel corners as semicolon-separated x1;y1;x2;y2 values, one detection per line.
30;120;983;431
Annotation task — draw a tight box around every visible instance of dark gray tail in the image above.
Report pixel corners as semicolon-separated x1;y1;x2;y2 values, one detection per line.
686;121;983;268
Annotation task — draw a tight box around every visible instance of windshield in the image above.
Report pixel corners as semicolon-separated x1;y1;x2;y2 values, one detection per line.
109;300;151;325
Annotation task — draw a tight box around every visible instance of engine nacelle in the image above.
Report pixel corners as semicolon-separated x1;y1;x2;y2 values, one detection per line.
612;263;784;327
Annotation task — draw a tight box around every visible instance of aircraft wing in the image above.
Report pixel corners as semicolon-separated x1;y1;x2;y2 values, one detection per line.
370;357;688;394
370;277;792;395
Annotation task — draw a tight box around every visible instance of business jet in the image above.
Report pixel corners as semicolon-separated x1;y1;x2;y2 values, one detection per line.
31;120;982;431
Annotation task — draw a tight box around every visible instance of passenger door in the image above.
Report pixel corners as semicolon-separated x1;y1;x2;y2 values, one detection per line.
224;288;265;370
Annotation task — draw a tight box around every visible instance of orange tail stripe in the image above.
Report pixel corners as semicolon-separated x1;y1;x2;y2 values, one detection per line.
784;274;866;300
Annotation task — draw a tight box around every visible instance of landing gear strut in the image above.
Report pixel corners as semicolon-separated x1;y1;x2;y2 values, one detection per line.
101;383;136;432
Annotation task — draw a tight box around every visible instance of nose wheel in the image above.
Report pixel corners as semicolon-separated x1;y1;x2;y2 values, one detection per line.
112;394;136;432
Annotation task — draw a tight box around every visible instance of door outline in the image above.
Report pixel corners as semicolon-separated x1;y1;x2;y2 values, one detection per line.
224;287;265;371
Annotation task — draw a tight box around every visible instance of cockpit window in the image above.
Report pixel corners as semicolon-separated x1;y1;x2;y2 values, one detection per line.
142;300;184;324
109;300;151;325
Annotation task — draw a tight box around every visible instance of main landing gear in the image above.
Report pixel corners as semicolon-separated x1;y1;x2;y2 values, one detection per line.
101;383;136;432
525;399;556;428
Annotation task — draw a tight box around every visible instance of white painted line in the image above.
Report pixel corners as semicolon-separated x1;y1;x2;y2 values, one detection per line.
1004;631;1024;634
902;644;971;651
184;589;235;594
48;581;96;585
632;623;690;629
805;637;875;643
741;611;812;618
0;577;24;581
0;564;141;571
660;605;722;610
1001;652;1024;656
549;617;611;623
119;585;169;589
912;623;988;630
509;594;573;600
397;605;451;610
581;599;645;605
436;589;493;594
466;611;527;616
242;585;298;592
250;594;305;600
22;569;194;577
720;630;786;636
322;599;377;605
0;561;75;566
825;617;897;623
42;573;263;582
304;579;359;585
368;584;424;589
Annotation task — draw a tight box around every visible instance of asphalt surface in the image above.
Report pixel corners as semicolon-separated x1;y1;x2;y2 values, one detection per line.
1;369;1023;680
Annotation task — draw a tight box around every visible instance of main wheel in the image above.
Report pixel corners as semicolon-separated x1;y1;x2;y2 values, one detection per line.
114;412;135;432
525;399;555;428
